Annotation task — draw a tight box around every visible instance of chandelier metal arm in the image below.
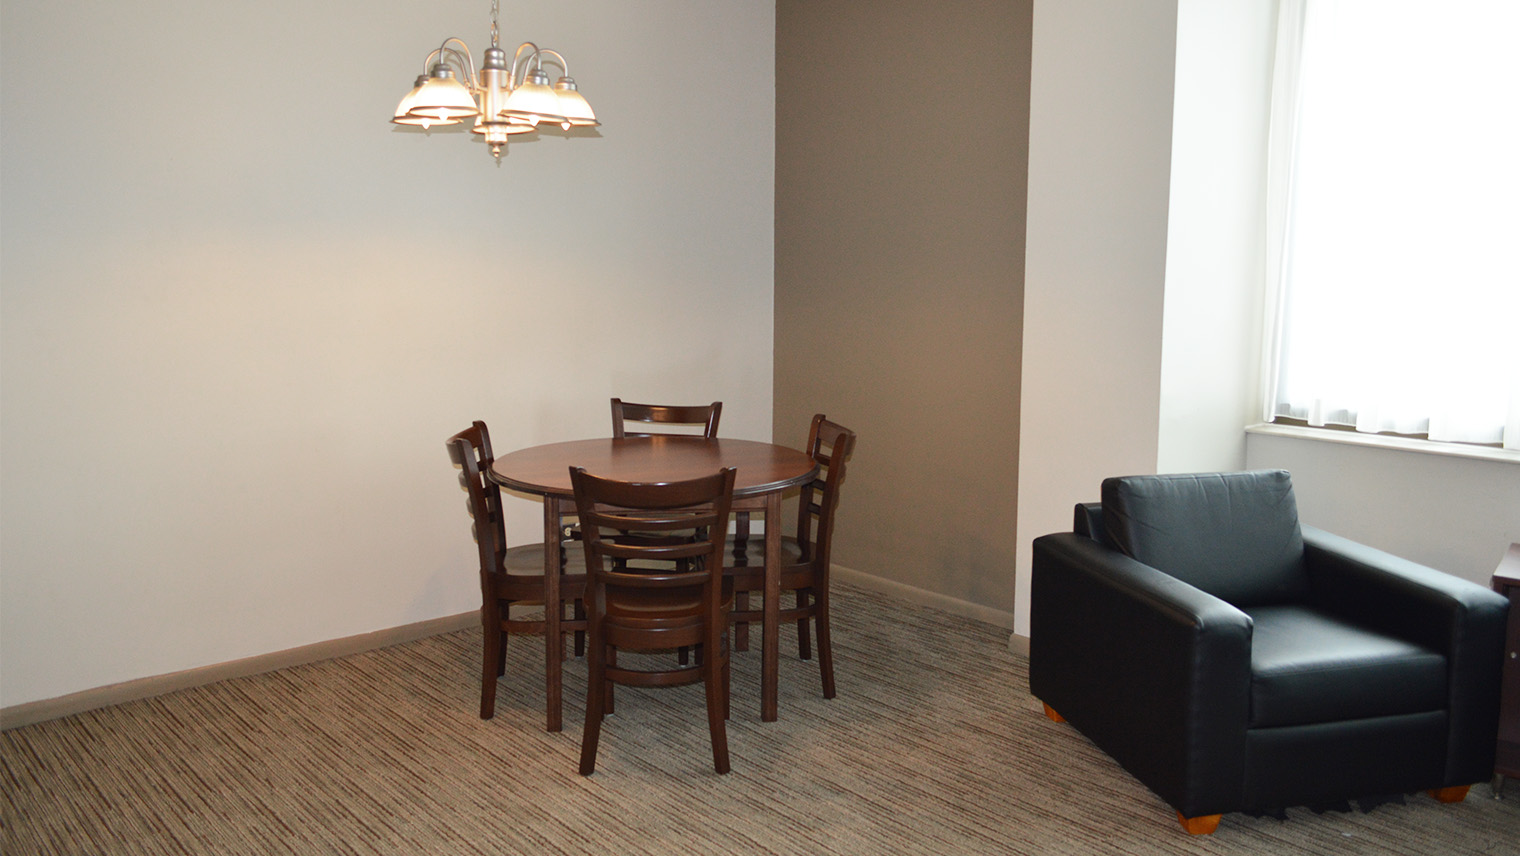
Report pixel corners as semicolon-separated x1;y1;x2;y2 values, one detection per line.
426;38;477;90
536;49;570;79
509;41;541;88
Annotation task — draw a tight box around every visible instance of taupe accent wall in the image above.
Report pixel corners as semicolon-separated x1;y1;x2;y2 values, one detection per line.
774;1;1034;616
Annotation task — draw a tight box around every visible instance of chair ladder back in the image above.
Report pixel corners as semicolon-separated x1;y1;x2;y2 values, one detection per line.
447;423;507;576
571;467;736;586
793;414;857;567
790;416;863;565
611;398;723;438
586;507;727;586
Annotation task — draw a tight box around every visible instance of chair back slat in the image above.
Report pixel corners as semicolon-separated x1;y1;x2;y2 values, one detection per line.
571;467;734;593
447;421;506;577
794;414;857;568
611;398;722;438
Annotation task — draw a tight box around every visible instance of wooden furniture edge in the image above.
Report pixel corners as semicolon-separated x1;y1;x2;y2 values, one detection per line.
1493;542;1520;587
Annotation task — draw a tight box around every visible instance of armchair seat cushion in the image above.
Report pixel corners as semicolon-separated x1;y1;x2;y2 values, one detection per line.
1245;605;1447;728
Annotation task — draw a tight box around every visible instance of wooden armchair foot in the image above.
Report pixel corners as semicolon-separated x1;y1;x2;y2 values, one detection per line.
1042;703;1065;723
1429;785;1470;803
1177;812;1221;835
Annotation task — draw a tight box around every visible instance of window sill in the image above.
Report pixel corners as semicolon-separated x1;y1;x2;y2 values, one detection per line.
1246;423;1520;466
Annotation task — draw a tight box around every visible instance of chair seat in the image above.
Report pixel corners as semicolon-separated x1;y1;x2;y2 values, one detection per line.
495;543;587;604
606;581;734;623
503;542;584;574
723;536;818;595
723;536;804;568
1245;605;1448;728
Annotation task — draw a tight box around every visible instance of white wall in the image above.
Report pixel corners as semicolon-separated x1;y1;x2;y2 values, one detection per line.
1015;0;1180;637
0;0;776;708
1157;0;1276;474
1027;0;1516;633
1247;433;1520;588
1166;0;1519;593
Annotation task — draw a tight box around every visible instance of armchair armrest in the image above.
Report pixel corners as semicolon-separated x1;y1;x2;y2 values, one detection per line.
1301;526;1510;785
1029;533;1252;816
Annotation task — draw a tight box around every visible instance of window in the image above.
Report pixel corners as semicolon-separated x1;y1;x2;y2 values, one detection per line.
1262;0;1519;450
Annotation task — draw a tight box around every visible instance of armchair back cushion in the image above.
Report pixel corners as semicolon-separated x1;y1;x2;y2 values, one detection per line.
1101;470;1310;606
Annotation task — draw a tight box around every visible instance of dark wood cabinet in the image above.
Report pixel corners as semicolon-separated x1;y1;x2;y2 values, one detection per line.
1493;543;1520;795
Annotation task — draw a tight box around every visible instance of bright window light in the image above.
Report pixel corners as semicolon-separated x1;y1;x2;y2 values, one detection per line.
1268;0;1519;448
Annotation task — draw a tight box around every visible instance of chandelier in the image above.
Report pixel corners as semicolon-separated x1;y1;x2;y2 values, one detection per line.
391;0;599;161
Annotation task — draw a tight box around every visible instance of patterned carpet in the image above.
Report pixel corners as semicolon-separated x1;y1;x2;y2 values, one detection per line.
3;583;1518;855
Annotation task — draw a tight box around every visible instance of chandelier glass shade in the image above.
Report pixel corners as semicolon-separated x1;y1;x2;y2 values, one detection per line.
499;68;566;128
392;77;456;128
552;79;599;127
402;69;481;127
391;1;598;160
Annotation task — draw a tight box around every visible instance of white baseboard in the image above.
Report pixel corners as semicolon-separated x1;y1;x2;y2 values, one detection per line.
1007;632;1030;657
0;611;479;731
832;564;1027;657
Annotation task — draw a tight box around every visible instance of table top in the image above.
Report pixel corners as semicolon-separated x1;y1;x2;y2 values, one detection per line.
491;436;818;499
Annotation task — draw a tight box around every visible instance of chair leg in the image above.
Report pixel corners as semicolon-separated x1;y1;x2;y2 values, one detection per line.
704;638;730;774
1177;813;1221;835
579;643;607;776
573;601;586;657
480;625;501;720
1042;703;1065;722
605;648;616;715
734;593;750;651
815;589;835;699
720;647;732;720
496;629;508;677
733;512;751;560
796;591;813;660
1429;786;1470;803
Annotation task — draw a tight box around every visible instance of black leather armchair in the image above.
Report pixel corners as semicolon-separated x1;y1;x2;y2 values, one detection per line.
1029;470;1509;834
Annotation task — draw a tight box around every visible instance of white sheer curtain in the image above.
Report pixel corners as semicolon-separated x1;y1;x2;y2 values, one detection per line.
1262;0;1520;450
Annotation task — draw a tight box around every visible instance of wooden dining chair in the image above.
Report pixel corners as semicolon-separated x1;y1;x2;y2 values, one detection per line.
610;398;722;438
446;422;587;724
560;399;726;546
608;397;752;604
603;398;744;581
607;395;767;660
725;414;856;699
570;465;737;775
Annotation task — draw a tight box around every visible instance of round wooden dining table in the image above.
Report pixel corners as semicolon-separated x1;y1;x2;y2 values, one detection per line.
490;435;819;730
